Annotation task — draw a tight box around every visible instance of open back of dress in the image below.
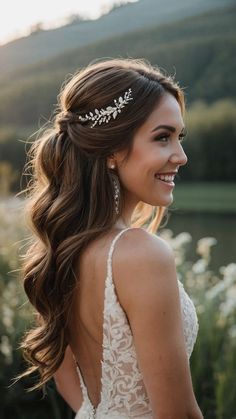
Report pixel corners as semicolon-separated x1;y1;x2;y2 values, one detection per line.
75;228;199;418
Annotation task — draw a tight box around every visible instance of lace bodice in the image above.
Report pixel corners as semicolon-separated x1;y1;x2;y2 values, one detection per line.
75;228;199;418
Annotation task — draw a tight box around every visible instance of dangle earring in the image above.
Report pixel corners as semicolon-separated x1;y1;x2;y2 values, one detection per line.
110;164;120;215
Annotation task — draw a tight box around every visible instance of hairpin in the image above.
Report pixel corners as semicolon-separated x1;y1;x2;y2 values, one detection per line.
78;88;133;128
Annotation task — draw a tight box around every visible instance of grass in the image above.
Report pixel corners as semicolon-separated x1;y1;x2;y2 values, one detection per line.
172;182;236;213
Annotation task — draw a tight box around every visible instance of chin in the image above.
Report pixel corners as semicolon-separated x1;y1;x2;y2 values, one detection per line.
136;192;174;207
155;194;174;207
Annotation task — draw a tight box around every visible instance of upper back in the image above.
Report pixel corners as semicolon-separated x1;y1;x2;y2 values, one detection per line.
68;227;137;406
69;227;132;339
68;226;156;343
68;226;154;415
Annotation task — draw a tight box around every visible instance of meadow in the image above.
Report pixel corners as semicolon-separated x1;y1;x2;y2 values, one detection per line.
0;196;236;419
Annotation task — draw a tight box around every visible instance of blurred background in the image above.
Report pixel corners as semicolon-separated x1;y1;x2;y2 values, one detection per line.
0;0;236;418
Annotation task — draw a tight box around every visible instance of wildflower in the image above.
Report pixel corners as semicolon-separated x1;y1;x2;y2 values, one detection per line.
192;258;208;274
2;304;14;332
196;237;217;261
0;335;13;364
220;284;236;317
220;263;236;281
172;232;192;249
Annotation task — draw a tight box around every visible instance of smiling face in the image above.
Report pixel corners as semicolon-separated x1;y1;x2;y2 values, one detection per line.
111;92;188;217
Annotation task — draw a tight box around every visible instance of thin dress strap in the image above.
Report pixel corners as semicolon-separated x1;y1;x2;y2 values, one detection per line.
106;227;133;285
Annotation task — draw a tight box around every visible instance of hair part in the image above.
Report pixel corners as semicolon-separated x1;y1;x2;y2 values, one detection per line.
17;57;185;390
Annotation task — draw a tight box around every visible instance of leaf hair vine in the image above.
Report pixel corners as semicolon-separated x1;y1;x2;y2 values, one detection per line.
78;88;133;128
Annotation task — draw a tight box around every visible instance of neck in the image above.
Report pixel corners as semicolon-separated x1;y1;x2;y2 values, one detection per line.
115;216;130;229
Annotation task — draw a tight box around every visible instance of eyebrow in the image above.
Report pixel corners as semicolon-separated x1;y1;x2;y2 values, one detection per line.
151;124;186;133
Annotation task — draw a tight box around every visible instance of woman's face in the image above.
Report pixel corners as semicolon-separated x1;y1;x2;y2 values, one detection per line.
114;92;188;209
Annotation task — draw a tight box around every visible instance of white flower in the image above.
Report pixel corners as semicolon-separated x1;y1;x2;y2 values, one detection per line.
220;263;236;281
206;280;226;300
173;232;192;249
2;304;14;331
220;280;236;317
206;263;236;305
192;258;208;274
196;237;217;259
0;335;13;364
158;229;174;245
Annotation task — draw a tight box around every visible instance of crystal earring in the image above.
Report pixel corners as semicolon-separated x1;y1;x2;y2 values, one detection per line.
110;169;120;215
113;175;120;215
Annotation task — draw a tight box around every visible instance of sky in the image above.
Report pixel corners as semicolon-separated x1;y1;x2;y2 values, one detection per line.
0;0;137;45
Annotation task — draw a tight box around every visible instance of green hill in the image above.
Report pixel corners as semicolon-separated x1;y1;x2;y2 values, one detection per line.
0;4;235;128
0;0;234;75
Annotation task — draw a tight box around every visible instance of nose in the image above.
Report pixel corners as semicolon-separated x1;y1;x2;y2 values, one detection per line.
170;142;188;167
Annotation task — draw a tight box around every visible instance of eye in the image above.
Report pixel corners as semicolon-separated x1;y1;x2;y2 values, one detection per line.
153;134;170;143
179;133;187;143
179;128;188;142
153;130;187;143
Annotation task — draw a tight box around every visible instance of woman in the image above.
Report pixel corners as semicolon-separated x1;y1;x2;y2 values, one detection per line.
19;58;203;418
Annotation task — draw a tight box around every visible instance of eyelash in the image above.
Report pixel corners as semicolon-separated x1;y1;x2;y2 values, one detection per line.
154;133;187;143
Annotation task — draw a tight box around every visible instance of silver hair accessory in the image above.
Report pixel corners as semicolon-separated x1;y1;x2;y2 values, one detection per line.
78;88;133;128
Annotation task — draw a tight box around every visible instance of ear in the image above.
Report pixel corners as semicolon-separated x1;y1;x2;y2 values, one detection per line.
107;155;115;169
107;150;126;169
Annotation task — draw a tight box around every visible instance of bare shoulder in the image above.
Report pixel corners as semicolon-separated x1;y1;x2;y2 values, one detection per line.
118;227;174;264
114;229;202;419
113;228;202;418
113;227;177;311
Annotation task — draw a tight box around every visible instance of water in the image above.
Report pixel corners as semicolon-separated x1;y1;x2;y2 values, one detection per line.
162;210;236;272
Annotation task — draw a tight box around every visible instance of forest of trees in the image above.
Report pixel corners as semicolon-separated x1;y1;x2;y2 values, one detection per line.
0;3;235;193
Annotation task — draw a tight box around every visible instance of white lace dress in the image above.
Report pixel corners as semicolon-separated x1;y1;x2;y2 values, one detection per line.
75;228;199;418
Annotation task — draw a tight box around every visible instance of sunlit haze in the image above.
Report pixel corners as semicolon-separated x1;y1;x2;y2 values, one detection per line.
0;0;137;45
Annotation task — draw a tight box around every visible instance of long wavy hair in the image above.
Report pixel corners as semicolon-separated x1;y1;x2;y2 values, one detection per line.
18;58;185;390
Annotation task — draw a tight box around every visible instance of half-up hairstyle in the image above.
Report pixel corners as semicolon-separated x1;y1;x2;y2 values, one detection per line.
18;58;185;389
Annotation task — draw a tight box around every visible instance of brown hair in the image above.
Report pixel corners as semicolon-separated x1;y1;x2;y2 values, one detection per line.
18;58;185;389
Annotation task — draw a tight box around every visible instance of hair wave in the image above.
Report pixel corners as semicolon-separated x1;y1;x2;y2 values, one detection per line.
17;58;185;389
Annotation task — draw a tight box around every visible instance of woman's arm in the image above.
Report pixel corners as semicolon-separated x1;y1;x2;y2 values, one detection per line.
53;345;83;413
114;228;204;419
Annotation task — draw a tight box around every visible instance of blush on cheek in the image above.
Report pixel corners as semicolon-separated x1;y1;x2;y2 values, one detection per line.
130;145;144;160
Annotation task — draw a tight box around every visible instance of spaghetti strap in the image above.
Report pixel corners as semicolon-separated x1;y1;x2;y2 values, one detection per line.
106;227;133;285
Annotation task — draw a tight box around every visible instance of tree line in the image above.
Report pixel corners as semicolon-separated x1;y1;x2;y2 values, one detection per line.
0;98;235;194
0;3;235;126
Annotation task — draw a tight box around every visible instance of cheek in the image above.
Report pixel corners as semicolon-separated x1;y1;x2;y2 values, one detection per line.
131;147;156;169
151;145;171;162
130;146;143;162
118;146;168;187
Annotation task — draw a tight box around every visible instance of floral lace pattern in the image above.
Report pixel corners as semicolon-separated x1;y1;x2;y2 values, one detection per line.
75;228;199;418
